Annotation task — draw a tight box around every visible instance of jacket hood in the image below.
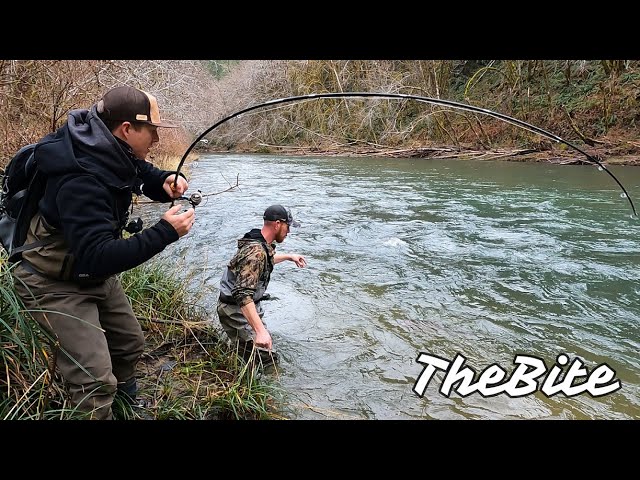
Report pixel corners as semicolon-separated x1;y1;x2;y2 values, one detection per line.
237;228;278;251
237;228;276;261
237;228;266;249
34;105;137;188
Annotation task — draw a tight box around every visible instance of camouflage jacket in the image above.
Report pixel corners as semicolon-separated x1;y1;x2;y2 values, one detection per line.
218;228;275;307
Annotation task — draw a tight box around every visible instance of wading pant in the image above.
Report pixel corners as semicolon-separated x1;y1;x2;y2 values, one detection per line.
13;264;144;420
217;300;277;365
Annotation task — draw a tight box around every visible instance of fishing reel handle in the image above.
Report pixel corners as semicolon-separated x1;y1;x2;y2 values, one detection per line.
178;191;202;209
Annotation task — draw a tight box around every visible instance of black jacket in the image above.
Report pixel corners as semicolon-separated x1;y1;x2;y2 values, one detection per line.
31;105;180;280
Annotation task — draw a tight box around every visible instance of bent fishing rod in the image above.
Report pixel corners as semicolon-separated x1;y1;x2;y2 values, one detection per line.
173;92;637;217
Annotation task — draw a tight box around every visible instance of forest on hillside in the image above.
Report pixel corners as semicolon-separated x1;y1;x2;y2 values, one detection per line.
1;60;639;168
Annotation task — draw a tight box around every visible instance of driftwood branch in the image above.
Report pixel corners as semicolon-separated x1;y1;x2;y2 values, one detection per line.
253;143;542;160
202;173;240;198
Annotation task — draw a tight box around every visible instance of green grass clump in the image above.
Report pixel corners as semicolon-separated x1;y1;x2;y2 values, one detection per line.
2;253;282;420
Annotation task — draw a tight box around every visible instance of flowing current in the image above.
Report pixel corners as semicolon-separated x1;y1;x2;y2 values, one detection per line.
145;153;640;419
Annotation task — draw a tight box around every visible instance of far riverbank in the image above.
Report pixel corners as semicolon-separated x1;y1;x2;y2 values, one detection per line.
195;144;640;166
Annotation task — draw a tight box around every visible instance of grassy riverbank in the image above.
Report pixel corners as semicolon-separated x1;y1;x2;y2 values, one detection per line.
0;254;283;420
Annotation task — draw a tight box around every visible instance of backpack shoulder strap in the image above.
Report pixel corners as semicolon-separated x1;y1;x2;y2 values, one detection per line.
6;172;75;261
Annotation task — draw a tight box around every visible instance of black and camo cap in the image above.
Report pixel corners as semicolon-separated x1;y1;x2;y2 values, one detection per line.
263;204;300;227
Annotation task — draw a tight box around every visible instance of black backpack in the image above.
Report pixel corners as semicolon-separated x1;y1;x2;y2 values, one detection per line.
0;143;49;262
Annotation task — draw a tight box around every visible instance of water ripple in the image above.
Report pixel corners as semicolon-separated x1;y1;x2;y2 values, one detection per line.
168;154;640;420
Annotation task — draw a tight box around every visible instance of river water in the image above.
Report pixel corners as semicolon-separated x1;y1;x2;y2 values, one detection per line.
146;153;640;420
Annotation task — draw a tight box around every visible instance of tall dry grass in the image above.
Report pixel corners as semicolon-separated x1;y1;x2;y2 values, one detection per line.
3;60;640;167
0;60;221;168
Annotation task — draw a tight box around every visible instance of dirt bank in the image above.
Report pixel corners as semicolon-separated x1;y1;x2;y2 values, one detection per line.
202;144;640;166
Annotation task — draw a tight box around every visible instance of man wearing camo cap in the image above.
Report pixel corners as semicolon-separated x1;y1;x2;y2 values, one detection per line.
217;204;306;365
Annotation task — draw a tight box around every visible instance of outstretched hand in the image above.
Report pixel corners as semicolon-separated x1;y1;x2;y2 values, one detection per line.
290;254;307;268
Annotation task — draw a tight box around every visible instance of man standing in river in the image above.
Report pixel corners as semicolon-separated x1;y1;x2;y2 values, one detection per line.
217;204;306;366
